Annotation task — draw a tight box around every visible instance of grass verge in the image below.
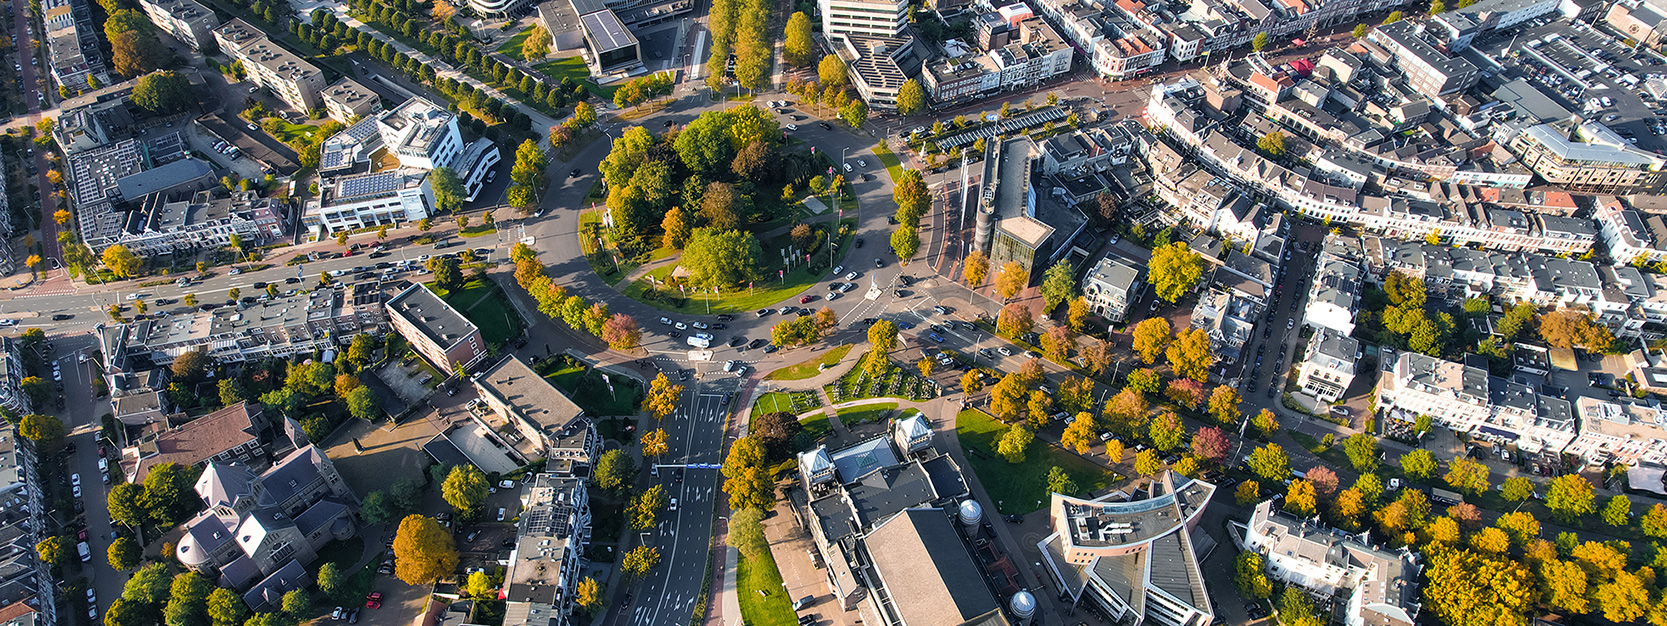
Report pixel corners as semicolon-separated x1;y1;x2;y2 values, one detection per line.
836;401;898;425
433;279;523;345
955;408;1120;514
737;550;796;626
496;25;538;55
765;345;852;381
533;56;617;99
540;355;644;416
871;144;904;183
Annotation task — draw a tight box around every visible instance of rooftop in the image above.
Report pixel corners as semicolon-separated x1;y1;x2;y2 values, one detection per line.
474;356;586;438
865;509;1005;626
386;283;479;350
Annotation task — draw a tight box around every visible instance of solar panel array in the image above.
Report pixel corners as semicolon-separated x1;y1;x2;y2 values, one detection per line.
337;171;400;199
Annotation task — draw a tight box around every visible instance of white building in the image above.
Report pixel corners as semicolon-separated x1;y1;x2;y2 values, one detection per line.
1376;351;1576;454
1235;501;1421;626
1082;253;1145;323
504;473;590;626
820;0;908;38
214;19;326;113
135;0;219;50
1297;330;1358;403
1567;397;1667;468
1304;235;1365;337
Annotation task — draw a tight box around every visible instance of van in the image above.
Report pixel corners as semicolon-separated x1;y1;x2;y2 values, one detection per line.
97;458;107;472
77;542;91;562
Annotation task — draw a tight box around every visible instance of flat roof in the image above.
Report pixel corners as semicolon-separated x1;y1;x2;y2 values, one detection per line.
386;283;479;351
579;9;636;51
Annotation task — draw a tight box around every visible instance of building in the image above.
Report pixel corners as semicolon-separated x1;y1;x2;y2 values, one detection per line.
1083;253;1145;323
113;190;286;258
377;98;463;171
1365;21;1480;96
0;339;31;416
1597;204;1667;267
1607;0;1667;47
1499;119;1667;194
1037;473;1217;626
116;286;388;365
41;0;108;92
1567;397;1667;468
790;416;1020;626
975;136;1090;277
1296;330;1359;403
175;447;357;608
828;33;914;110
820;0;909;38
134;0;220;50
121;402;278;480
0;421;57;626
387;284;488;373
1376;351;1577;455
472;0;535;18
535;1;588;50
1235;500;1421;626
214;19;327;112
471;356;599;467
575;2;643;75
1304;235;1366;336
504;473;590;626
320;78;382;124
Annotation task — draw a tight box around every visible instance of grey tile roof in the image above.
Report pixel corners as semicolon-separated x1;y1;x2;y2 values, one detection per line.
864;509;1002;626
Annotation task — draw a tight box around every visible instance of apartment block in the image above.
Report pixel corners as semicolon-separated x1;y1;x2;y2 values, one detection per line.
42;0;108;92
0;338;31;416
472;356;599;467
1296;330;1359;403
504;473;590;626
321;78;383;124
1365;22;1480;96
1038;473;1217;626
1498;119;1667;194
1363;238;1605;307
0;422;57;626
1082;253;1145;323
1376;351;1576;454
386;284;488;373
135;0;220;50
1567;397;1667;468
1235;501;1421;626
215;19;327;112
118;286;388;365
1304;234;1365;336
828;33;913;110
115;190;286;258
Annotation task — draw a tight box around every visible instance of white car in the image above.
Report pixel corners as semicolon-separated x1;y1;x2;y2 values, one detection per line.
832;265;844;276
659;317;672;325
846;271;859;281
0;320;14;328
842;163;853;172
72;484;81;498
70;474;80;487
857;159;866;167
673;321;688;330
786;124;798;130
669;498;678;511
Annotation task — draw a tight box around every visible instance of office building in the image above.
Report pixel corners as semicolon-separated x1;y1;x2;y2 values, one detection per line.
113;190;286;258
214;19;327;112
386;283;489;373
828;33;914;110
1365;21;1480;96
1235;501;1421;626
975;136;1090;277
1296;330;1359;403
1499;119;1667;194
472;356;599;466
504;473;590;626
573;0;644;75
820;0;909;37
117;286;388;365
135;0;220;50
1037;473;1217;626
1567;397;1667;468
321;78;382;124
1082;253;1145;323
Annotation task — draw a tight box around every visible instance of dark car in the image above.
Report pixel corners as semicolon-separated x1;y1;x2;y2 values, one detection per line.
285;277;301;284
50;314;73;320
796;309;811;317
252;282;267;289
716;314;735;321
819;122;833;130
668;330;681;338
570;169;582;177
875;258;884;268
677;370;689;381
749;338;768;349
855;238;864;248
729;336;746;347
1004;514;1024;523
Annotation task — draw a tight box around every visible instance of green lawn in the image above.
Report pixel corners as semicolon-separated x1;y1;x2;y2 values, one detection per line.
267;120;321;144
458;224;499;238
871;144;905;183
433;279;523;345
836;402;898;425
541;356;644;416
801;413;831;439
622;259;828;314
737;550;796;626
956;408;1120;514
766;345;852;380
533;56;617;98
496;25;538;55
753;392;798;415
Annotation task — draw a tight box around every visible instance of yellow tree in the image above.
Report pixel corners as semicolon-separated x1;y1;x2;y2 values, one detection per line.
964;250;990;287
575;577;603;614
392;515;459;585
1131;318;1172;364
995;262;1028;300
645;373;683;420
53;210;70;225
641;428;668;457
1061;412;1097;454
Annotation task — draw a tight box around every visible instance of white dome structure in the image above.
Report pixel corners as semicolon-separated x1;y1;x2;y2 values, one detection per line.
1010;590;1037;620
958;500;983;528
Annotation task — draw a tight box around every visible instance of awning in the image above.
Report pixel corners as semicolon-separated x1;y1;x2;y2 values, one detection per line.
1476;425;1520;441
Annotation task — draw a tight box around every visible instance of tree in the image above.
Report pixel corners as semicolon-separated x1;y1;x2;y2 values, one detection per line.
1235;552;1274;599
1353;23;1370;37
1045;466;1078;495
1595;569;1652;623
108;483;148;528
1384;10;1404;22
1251;408;1279;439
1150;412;1185;451
575;577;604;615
317;562;345;597
464;570;496;600
108;535;140;571
682;228;762;289
142;462;196;527
998;424;1033;463
1149;243;1204;302
1039;259;1076;312
206;588;246;626
595;449;637;492
640;428;669;458
1286;479;1318;515
1060;412;1096;454
630;485;668;530
647;373;684;420
163;571;214;626
1602;495;1632;527
1276;588;1323;626
111;31;164;78
430;167;464;214
1422;547;1534;626
1192;426;1230;464
1546;474;1595;522
1166;329;1214;382
1644;503;1667;538
1500;476;1534;502
393;515;460;585
896;79;926;115
660;207;692;249
996;302;1034;339
601;314;642;350
891;226;919;262
34;536;67;568
442;465;489;519
1343;434;1379;472
622;545;661;579
818;54;848;88
17;413;63;444
839;99;868;128
750;410;803;462
721;437;773;511
1540;308;1614;352
1236;480;1261;505
727;508;768;559
995;262;1028;299
1251;31;1270;51
427;256;462;291
963;250;990;286
343;386;378;420
1247;443;1289;484
1400;449;1440;479
137;71;200;115
280;590;309;617
961;370;984;395
102;244;143;278
1131;318;1172;364
1135;449;1163;476
783;12;814;66
1256;130;1286;157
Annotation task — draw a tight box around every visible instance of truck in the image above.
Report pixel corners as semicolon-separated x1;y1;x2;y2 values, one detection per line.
686;333;713;348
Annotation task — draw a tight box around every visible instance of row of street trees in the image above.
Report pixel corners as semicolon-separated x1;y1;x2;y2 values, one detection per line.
513;243;641;349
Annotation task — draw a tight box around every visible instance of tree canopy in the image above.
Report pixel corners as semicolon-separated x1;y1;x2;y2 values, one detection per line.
132;71;193;113
392;515;460;585
1149;243;1204;302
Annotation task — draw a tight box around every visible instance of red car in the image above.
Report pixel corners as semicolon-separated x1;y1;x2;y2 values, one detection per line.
365;592;382;609
799;295;813;304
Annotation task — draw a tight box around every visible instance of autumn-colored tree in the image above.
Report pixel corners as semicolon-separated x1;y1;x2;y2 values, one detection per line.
1421;547;1535;626
996;302;1034;339
646;373;683;420
1401;449;1438;480
1131;317;1171;364
995;262;1028;300
392;515;459;585
1166;328;1214;381
1191;426;1230;465
1134;449;1163;476
1207;386;1241;426
1252;409;1279;439
1333;488;1366;529
1444;456;1490;496
997;423;1033;463
1061;412;1097;454
964;250;990;287
1285;479;1318;515
1247;443;1289;484
640;428;669;457
1235;480;1261;505
1234;552;1274;599
1546;474;1596;522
